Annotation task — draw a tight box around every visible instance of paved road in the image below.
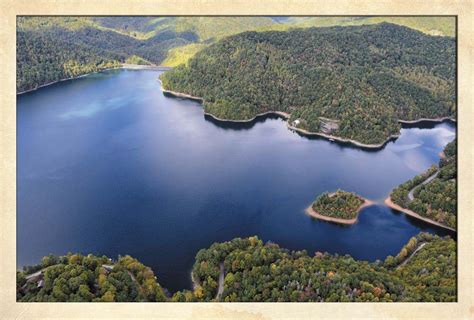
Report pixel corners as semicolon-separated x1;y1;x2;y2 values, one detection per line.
408;170;439;201
397;243;427;269
216;262;225;300
25;270;42;280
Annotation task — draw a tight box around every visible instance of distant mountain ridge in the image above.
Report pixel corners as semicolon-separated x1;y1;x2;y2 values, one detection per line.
16;16;277;92
16;16;455;93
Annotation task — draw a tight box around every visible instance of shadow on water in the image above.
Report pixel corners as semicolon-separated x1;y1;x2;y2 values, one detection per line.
203;113;286;131
162;91;203;103
387;207;457;240
400;119;456;129
204;114;457;153
290;130;398;153
307;216;354;229
204;111;396;153
165;92;457;153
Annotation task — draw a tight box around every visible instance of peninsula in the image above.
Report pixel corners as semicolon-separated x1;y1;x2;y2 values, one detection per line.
386;139;457;231
160;23;455;147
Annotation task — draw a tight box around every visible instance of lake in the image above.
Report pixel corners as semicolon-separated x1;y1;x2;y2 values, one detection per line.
17;69;456;293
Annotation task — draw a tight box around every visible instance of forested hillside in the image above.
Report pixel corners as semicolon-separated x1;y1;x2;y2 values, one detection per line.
17;17;454;93
161;23;456;145
16;17;198;92
269;16;455;37
92;17;276;41
16;16;275;92
188;234;455;302
390;139;457;229
18;233;455;302
17;253;167;302
91;16;455;66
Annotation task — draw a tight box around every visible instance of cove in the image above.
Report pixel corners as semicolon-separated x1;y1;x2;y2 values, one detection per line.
17;69;456;293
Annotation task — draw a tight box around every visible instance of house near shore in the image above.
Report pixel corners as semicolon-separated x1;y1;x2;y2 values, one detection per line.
292;119;301;126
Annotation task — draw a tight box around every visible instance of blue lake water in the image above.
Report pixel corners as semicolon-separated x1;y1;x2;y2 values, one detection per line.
17;69;456;292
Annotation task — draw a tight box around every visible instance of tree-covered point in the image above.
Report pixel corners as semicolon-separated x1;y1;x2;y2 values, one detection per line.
187;233;455;302
17;253;167;302
390;139;457;229
312;190;365;220
442;138;457;159
161;23;455;145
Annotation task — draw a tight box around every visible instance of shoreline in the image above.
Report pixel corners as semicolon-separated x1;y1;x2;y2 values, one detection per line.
159;84;456;149
288;125;400;149
204;110;290;123
305;198;374;225
398;117;456;124
159;79;204;102
122;64;171;70
384;197;456;232
158;83;402;149
159;80;291;122
17;64;168;95
21;71;455;150
17;66;122;95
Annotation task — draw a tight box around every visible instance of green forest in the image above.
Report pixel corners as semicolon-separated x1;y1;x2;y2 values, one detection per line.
17;16;455;95
17;253;167;302
18;233;455;302
16;18;196;92
390;139;457;229
16;16;274;92
16;16;458;304
312;190;364;220
161;23;455;145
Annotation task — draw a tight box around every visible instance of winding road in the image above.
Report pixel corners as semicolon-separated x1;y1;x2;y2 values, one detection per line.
216;262;225;300
25;270;42;280
397;242;427;269
407;170;439;201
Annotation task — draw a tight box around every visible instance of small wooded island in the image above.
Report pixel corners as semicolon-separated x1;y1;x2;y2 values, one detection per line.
306;190;373;224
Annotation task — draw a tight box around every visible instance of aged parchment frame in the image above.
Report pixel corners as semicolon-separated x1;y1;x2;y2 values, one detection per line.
0;0;472;319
